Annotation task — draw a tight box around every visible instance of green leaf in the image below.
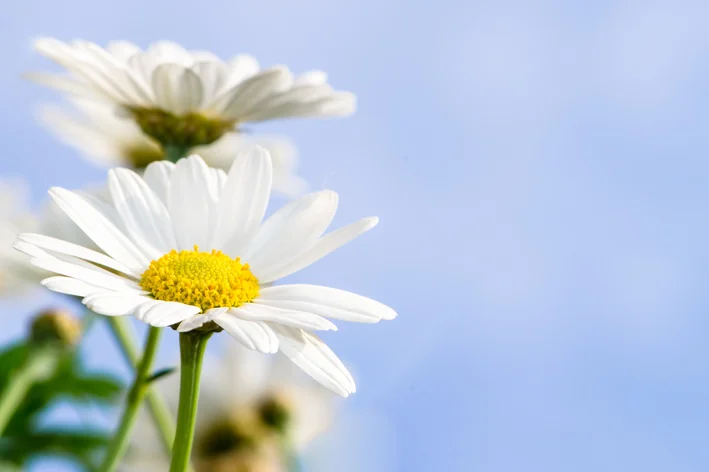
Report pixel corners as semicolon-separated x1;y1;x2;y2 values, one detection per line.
0;428;109;467
147;366;176;383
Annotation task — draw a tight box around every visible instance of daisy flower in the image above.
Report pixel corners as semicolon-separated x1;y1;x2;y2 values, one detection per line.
0;179;45;295
124;340;336;472
14;149;395;396
39;99;307;197
29;39;356;149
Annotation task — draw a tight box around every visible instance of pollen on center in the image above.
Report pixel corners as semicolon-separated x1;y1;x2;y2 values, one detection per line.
140;246;259;312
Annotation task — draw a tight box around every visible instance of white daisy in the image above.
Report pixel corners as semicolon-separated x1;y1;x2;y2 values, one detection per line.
39;99;307;197
0;179;45;294
124;340;335;472
29;39;356;148
14;149;395;396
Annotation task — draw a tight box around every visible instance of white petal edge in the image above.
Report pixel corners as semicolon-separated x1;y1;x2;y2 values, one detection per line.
256;217;379;284
273;325;355;397
176;307;228;332
243;190;338;273
83;291;152;317
213;145;272;251
17;233;140;278
232;303;337;331
49;187;150;272
257;284;396;322
134;300;201;327
142;160;175;206
212;312;279;354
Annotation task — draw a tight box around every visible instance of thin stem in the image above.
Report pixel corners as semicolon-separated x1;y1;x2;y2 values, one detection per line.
106;318;176;456
170;332;211;472
164;144;189;163
0;348;56;435
99;326;162;472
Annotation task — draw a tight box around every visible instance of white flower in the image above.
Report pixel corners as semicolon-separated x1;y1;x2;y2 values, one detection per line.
124;340;336;472
0;180;44;294
39;99;307;197
15;149;395;396
29;39;355;148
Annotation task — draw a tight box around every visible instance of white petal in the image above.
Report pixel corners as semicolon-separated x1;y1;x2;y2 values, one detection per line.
41;276;100;297
49;187;149;272
83;291;151;317
152;64;204;114
241;84;335;122
216;67;292;119
147;41;192;65
295;70;328;85
192;61;228;102
28;254;141;293
168;155;218;250
273;326;355;397
134;300;201;327
257;217;378;284
213;145;272;251
24;72;104;101
312;92;357;116
127;53;158;89
176;307;228;332
17;233;139;278
233;303;337;331
244;190;338;275
142;160;175;205
108;168;177;254
106;40;141;62
258;284;396;323
79;42;153;105
226;55;260;87
213;312;279;353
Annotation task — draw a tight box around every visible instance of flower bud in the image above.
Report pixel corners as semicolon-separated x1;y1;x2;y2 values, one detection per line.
29;308;82;348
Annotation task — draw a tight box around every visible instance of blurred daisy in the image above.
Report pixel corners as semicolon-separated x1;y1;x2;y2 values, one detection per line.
29;39;355;148
0;179;44;294
15;149;395;396
39;100;307;197
124;340;335;472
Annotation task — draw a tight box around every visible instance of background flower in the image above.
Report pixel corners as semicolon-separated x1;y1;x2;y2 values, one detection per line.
39;99;307;197
0;180;44;295
30;39;356;148
124;339;335;471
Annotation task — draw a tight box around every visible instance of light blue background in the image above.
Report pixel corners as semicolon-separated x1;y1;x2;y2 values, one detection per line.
3;0;709;470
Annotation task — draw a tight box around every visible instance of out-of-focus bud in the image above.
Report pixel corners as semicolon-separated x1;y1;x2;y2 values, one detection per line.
257;393;293;435
29;308;82;348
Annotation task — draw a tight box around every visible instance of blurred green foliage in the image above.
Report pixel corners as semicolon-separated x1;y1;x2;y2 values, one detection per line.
0;340;123;470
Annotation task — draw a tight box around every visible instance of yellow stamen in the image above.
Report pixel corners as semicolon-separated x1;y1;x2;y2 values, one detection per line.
140;247;259;312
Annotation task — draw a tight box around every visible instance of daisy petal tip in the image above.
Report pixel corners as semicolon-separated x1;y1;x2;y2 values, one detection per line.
364;216;380;229
183;154;207;165
382;306;398;321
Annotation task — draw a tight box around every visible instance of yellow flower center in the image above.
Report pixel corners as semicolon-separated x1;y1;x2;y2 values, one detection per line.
140;247;259;312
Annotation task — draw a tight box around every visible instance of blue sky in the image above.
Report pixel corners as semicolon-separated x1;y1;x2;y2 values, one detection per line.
2;0;709;470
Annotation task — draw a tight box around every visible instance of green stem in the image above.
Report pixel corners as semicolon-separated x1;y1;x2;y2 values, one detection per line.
170;332;211;472
106;318;176;457
99;326;162;472
0;347;57;435
164;144;190;163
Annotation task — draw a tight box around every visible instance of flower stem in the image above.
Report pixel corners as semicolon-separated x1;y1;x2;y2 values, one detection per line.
105;317;177;457
99;326;162;472
164;144;190;163
0;347;56;435
170;332;212;472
